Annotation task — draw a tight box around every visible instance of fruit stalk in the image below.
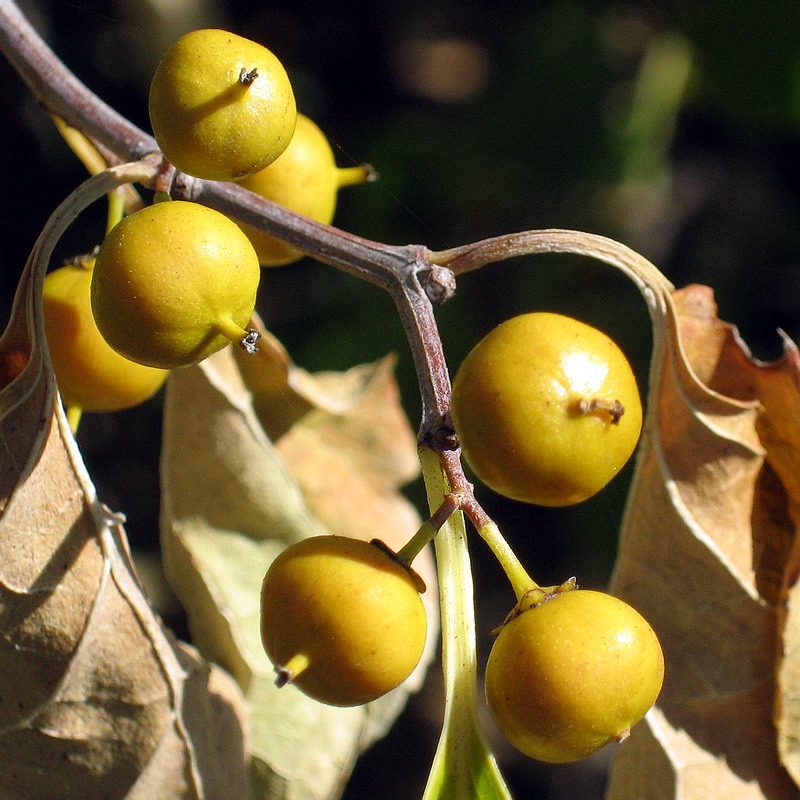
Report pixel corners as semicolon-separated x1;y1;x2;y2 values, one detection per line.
396;492;460;563
477;522;539;602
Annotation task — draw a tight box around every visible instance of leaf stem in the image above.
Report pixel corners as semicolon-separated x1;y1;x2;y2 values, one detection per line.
418;448;512;800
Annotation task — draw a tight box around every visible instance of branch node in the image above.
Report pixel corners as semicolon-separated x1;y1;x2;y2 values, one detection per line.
420;414;458;452
169;168;199;202
421;265;457;305
151;156;178;196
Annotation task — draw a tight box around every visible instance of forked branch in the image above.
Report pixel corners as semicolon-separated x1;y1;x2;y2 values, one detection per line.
0;0;672;536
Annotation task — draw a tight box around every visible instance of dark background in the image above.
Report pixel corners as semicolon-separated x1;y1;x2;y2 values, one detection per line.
2;1;800;798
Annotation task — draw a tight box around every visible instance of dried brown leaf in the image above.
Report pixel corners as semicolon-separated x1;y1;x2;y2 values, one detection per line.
236;315;437;691
0;171;251;800
608;284;800;800
161;330;437;800
234;314;435;628
234;315;420;487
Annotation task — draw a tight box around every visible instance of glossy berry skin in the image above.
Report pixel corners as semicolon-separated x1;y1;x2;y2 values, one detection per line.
260;535;427;707
238;113;367;266
485;588;664;763
450;312;642;506
42;259;168;412
149;28;296;181
91;200;261;369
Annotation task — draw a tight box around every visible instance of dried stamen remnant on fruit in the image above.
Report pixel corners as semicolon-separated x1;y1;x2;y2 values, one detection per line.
238;67;259;85
451;311;643;506
576;396;625;423
260;535;427;707
485;588;664;763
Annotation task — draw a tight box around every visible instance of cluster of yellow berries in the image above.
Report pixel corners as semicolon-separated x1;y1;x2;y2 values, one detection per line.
42;27;663;766
45;28;371;423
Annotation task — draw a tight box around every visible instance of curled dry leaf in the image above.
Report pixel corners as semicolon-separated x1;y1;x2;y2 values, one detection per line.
160;315;437;800
0;177;251;799
608;284;800;800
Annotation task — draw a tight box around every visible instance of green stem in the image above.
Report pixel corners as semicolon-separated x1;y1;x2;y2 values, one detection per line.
419;447;511;800
477;522;538;602
397;493;460;563
396;521;438;565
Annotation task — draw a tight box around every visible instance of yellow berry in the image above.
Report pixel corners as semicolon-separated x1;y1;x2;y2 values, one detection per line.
148;28;296;181
485;588;664;763
238;113;372;266
450;312;643;506
260;535;427;707
42;259;167;413
91;200;261;369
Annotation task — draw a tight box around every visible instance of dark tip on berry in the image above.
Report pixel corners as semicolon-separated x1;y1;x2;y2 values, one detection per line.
240;329;261;354
274;665;292;688
239;67;259;85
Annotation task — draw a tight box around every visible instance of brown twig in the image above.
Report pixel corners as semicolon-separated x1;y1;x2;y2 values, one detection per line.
0;2;672;541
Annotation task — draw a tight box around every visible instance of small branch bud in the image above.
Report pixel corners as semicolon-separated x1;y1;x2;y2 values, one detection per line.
420;414;458;451
421;265;457;305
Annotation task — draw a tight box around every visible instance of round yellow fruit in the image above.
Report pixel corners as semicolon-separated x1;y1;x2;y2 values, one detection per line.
91;200;261;369
149;28;296;181
260;535;427;707
238;113;371;265
485;588;664;763
43;259;168;413
450;312;643;506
